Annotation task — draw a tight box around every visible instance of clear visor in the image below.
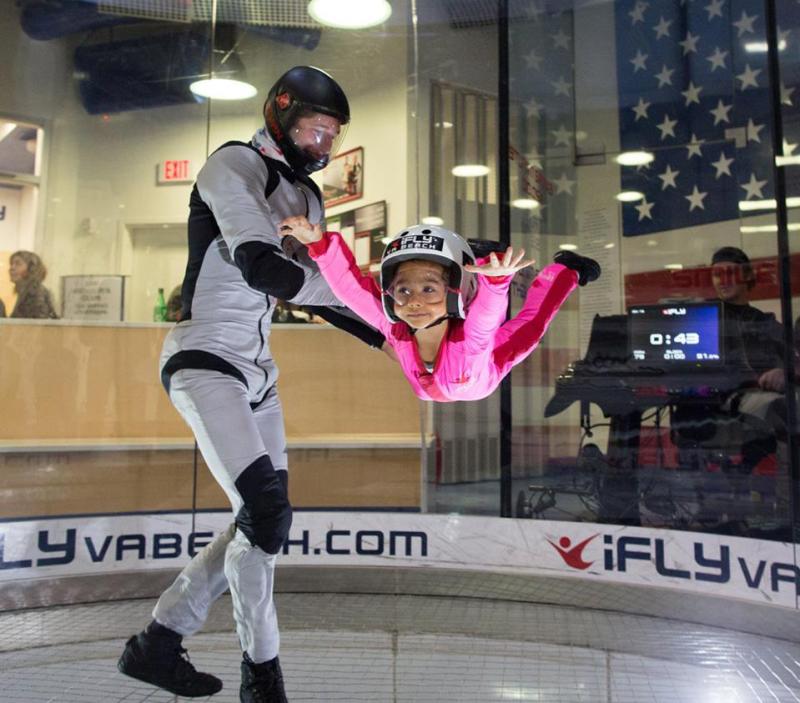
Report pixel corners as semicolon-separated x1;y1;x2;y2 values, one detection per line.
386;280;454;307
288;112;348;165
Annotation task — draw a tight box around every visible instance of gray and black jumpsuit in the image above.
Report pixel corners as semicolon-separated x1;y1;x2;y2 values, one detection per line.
151;132;382;663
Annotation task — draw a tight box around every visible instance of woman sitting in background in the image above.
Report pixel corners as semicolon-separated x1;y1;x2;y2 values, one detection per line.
9;250;58;319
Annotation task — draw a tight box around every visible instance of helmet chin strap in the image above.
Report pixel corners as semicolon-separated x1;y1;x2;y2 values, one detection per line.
407;316;449;334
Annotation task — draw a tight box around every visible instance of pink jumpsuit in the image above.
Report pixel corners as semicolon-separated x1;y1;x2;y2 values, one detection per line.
308;232;579;402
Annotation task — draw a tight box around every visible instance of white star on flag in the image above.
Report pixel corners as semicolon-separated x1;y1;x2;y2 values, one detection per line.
711;152;734;178
685;186;708;211
741;173;767;200
746;118;764;143
554;173;576;195
552;29;570;49
657;114;678;139
653;16;672;40
551;124;572;146
552;76;572;96
737;64;761;90
524;50;543;71
524;98;543;118
686;134;705;158
782;83;795;106
679;32;700;54
655;65;674;87
636;198;655;220
783;139;798;156
706;47;728;71
629;2;648;24
630;50;648;72
632;97;651;121
681;82;702;106
733;10;758;36
659;164;679;189
709;100;732;125
705;0;724;21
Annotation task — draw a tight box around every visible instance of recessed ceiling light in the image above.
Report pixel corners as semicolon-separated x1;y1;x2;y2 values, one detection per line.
559;243;578;251
308;0;392;29
511;198;540;209
190;78;257;100
604;242;615;249
616;151;654;166
421;216;444;225
664;263;683;270
615;191;645;202
451;164;490;177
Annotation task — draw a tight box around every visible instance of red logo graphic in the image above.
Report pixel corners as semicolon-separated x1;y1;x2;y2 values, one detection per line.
276;92;291;109
547;534;598;570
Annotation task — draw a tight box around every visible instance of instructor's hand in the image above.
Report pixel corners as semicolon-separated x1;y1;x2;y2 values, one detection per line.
279;215;323;245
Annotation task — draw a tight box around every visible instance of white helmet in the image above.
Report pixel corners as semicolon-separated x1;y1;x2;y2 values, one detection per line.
380;224;476;323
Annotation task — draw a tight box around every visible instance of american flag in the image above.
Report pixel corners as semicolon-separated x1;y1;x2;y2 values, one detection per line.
615;0;800;236
509;4;576;236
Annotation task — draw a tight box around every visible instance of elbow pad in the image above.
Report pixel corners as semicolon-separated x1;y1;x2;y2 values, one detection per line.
234;241;305;299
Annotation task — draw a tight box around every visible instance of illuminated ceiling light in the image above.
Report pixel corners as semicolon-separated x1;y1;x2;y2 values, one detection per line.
740;224;800;233
664;263;683;270
190;78;257;100
308;0;392;29
421;216;444;225
738;197;800;211
511;198;540;209
616;151;654;166
0;122;17;143
745;40;786;53
451;164;490;177
604;242;615;249
434;121;454;129
776;154;800;167
559;243;578;251
647;239;657;246
615;190;644;202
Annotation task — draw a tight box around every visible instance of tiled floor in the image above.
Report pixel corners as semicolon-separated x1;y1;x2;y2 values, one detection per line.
2;593;800;702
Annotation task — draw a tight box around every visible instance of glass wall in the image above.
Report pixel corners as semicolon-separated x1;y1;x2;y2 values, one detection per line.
1;0;799;609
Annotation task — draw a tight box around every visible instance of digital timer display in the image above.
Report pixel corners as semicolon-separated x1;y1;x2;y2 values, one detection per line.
628;303;722;363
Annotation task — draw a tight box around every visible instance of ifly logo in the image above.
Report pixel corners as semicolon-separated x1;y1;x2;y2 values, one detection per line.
547;532;800;596
547;534;598;570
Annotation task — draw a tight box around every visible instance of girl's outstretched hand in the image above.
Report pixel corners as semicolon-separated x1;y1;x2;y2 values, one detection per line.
464;247;535;277
278;215;323;244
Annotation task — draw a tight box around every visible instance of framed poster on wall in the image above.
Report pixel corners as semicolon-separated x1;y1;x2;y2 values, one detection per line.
61;275;126;321
323;146;363;208
326;200;387;268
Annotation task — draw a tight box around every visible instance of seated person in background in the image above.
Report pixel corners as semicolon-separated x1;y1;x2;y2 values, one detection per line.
710;246;787;437
8;250;58;319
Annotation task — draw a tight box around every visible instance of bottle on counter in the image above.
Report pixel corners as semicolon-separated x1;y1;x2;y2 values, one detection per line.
153;287;167;322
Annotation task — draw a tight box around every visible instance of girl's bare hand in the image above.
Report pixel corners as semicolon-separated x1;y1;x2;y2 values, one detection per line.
464;247;535;277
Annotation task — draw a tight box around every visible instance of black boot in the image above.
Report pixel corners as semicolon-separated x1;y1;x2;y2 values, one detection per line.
553;250;601;286
240;653;288;703
117;621;223;698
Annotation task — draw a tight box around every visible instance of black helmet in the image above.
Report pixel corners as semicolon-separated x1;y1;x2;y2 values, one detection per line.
264;65;350;174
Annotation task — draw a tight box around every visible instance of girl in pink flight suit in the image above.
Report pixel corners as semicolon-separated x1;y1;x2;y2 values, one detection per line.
279;217;600;402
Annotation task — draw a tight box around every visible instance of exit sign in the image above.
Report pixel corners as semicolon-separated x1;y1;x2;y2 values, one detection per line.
157;159;193;184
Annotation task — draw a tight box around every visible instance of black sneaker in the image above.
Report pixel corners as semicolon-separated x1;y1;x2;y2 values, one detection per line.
118;627;223;698
240;654;288;703
553;250;601;286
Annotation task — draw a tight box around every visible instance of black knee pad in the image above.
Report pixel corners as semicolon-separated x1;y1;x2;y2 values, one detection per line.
234;456;292;554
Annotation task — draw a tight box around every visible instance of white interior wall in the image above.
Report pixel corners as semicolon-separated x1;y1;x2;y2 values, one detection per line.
1;5;410;317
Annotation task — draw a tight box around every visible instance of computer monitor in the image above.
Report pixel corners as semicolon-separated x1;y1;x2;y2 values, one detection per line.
627;302;724;366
